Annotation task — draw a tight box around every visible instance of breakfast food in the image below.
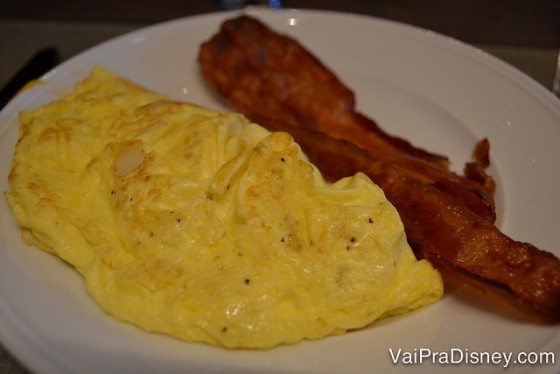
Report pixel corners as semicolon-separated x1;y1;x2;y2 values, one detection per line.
198;16;497;225
198;15;560;321
4;66;443;348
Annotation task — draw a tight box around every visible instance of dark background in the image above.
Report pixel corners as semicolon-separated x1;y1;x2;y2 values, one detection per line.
1;0;559;47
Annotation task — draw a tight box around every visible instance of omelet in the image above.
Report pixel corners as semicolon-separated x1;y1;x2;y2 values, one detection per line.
5;66;443;349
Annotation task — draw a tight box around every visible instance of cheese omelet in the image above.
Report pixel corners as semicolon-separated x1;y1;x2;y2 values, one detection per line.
5;66;442;349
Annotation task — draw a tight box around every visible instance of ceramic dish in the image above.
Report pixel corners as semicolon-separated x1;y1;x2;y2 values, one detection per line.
1;8;559;374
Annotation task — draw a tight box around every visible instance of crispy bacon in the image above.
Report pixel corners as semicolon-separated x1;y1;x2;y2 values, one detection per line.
198;15;560;321
282;124;560;321
199;15;496;223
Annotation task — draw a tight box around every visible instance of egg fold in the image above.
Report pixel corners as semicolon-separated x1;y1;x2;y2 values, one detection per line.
5;66;443;349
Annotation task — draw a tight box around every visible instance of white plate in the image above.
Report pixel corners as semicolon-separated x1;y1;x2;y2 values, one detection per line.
1;8;559;374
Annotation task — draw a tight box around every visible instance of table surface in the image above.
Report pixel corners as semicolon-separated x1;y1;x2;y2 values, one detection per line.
0;1;559;373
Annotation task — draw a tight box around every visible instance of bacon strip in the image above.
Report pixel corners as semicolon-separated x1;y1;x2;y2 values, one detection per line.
198;15;496;223
198;15;560;321
283;124;560;322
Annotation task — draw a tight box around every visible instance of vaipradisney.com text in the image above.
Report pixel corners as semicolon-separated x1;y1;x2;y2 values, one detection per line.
389;348;556;368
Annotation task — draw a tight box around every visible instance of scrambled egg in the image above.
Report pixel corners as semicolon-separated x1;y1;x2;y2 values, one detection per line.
5;66;443;349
